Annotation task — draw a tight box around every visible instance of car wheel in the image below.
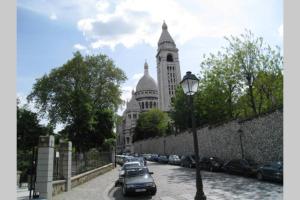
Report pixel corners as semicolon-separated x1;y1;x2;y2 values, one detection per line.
115;181;119;187
122;186;127;196
257;172;263;181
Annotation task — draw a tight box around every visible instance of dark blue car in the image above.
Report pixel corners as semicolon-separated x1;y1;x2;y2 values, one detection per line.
256;161;283;182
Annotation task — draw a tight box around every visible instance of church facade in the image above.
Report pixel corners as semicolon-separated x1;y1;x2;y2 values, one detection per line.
117;22;182;153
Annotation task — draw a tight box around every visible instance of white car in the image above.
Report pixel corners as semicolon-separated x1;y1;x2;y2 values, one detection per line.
116;161;141;186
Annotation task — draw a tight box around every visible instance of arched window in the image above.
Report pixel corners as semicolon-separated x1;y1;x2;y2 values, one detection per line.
167;54;173;62
150;102;152;108
142;102;144;109
154;102;156;108
146;102;148;108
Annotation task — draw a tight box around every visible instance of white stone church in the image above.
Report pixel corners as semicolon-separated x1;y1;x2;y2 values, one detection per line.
117;22;182;153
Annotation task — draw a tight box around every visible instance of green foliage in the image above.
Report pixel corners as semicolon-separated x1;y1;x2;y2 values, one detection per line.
27;52;127;152
225;30;283;115
17;102;52;177
171;30;283;130
17;104;51;151
170;87;191;130
133;109;171;142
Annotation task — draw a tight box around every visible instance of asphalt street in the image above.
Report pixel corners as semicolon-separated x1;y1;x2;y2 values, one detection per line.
109;161;283;200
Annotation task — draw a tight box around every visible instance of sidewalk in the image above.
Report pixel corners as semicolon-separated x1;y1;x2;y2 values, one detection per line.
53;166;118;200
17;187;30;200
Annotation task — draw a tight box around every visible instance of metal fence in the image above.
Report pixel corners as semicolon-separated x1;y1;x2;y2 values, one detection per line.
53;148;62;181
17;147;38;198
71;150;111;176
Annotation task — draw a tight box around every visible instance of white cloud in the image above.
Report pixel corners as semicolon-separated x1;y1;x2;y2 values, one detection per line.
132;73;143;80
117;85;133;115
278;24;283;38
121;86;134;102
50;13;57;20
75;0;246;49
18;0;280;50
73;43;87;50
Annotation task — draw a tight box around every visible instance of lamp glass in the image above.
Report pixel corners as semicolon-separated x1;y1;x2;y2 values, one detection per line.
181;72;199;95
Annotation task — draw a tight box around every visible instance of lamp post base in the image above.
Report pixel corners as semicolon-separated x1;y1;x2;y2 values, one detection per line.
195;192;207;200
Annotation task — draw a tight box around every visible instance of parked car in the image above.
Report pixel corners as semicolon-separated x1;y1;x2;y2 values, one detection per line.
256;161;283;182
158;155;169;164
222;159;258;176
181;155;196;168
121;167;157;196
168;155;181;165
150;154;159;162
122;156;135;166
115;161;142;186
130;157;147;166
199;157;224;172
142;154;152;161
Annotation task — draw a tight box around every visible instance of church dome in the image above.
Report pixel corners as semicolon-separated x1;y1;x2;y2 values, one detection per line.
136;62;158;92
126;90;140;112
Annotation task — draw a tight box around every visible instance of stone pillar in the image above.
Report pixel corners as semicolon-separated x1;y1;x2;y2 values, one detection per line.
59;141;72;191
17;171;21;187
111;147;116;166
35;135;55;200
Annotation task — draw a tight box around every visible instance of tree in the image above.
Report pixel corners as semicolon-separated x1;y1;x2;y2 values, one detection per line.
170;86;191;131
27;52;127;152
198;52;242;121
17;101;52;176
225;30;283;115
17;103;51;151
170;30;283;130
133;109;170;142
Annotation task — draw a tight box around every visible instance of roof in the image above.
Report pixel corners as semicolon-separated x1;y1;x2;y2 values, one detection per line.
158;21;175;46
125;90;140;112
136;62;158;92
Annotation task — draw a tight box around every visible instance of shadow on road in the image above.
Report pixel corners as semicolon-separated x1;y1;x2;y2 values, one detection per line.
110;187;155;200
165;166;282;198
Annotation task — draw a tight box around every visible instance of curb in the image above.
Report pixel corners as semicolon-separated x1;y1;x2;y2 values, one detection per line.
102;182;115;200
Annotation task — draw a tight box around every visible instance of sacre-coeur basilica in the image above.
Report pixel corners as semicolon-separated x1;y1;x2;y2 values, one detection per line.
117;22;182;153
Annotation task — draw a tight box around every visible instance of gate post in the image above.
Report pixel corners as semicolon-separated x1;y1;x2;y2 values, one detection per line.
59;141;72;191
35;135;55;200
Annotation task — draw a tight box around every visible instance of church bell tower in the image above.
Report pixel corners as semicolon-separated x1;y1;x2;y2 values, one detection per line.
156;21;181;112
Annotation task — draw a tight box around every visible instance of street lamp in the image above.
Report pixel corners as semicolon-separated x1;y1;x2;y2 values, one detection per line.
180;71;206;200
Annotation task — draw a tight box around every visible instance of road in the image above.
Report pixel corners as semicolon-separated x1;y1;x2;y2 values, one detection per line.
109;161;283;200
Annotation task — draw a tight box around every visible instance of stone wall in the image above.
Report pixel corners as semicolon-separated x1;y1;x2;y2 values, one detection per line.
52;180;66;196
133;110;283;164
52;163;114;196
71;163;114;188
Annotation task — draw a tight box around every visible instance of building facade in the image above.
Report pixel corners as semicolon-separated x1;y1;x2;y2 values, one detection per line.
117;22;181;153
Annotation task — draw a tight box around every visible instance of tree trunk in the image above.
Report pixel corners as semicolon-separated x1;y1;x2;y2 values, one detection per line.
248;84;257;115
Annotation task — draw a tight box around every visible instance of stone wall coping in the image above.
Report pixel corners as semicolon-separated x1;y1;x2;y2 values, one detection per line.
53;180;66;185
71;163;113;181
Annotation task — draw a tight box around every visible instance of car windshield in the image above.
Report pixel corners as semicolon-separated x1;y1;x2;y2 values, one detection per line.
246;159;257;166
126;168;148;177
123;163;140;170
173;155;179;159
271;161;283;169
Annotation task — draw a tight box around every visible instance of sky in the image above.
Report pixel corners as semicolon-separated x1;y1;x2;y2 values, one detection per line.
17;0;283;131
